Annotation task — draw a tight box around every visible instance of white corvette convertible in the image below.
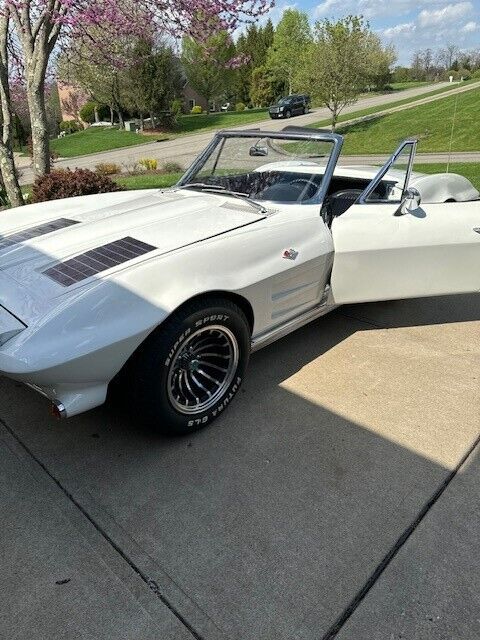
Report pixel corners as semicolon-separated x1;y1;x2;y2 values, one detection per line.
0;126;479;433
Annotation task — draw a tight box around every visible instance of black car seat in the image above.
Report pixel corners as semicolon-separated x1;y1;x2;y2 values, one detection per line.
322;189;363;225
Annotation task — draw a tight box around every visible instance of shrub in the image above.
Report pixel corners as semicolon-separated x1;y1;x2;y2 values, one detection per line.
235;102;246;112
80;102;97;124
190;105;202;114
162;161;183;173
95;162;121;175
59;120;82;134
170;98;183;123
138;158;158;171
32;169;123;203
80;102;109;124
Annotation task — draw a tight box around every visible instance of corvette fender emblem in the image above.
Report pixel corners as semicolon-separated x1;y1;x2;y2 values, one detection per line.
283;249;299;261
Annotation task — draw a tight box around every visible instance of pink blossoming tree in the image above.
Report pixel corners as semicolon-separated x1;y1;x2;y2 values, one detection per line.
0;0;270;206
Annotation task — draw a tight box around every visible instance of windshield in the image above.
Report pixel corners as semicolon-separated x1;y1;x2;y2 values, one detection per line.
180;134;336;204
277;97;291;105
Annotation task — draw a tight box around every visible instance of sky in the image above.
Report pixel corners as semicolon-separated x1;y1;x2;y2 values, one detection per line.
263;0;480;65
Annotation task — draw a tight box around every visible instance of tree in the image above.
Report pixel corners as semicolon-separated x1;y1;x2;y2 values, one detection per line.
266;9;311;95
0;0;270;207
235;20;275;104
181;31;236;113
436;43;460;70
411;48;436;81
249;65;274;106
59;44;127;127
0;9;23;207
298;16;387;130
365;37;396;90
122;39;183;128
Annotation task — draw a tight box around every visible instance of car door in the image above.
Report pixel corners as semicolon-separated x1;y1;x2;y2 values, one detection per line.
330;140;480;304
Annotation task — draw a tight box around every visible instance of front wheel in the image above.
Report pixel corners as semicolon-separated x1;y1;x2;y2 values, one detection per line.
284;110;292;119
129;298;251;435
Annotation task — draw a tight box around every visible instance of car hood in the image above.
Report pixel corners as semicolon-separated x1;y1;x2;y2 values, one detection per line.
0;189;264;322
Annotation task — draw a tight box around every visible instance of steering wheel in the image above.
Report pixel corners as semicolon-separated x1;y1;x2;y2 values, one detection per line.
290;177;318;202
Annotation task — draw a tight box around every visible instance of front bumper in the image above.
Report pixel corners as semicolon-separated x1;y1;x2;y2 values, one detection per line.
0;330;149;418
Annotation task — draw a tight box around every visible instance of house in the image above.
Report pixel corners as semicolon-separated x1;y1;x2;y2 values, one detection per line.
183;83;209;112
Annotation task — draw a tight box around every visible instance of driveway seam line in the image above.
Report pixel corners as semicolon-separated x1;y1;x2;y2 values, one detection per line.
0;416;206;640
319;432;480;640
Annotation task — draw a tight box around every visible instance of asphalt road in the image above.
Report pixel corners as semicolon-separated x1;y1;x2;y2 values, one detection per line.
1;293;479;640
19;81;479;186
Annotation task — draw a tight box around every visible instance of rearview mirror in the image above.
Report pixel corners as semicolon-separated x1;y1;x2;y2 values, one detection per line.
396;187;421;216
249;145;268;157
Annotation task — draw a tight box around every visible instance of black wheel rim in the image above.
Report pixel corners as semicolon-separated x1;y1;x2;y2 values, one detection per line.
167;325;239;415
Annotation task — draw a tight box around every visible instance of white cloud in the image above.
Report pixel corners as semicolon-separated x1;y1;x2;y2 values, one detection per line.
314;0;453;19
461;20;478;31
382;22;416;38
418;2;473;27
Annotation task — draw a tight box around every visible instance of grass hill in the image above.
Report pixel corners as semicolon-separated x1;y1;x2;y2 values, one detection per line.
339;87;479;155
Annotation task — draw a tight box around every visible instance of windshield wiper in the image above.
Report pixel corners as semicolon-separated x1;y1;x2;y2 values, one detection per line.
178;182;226;191
178;183;267;215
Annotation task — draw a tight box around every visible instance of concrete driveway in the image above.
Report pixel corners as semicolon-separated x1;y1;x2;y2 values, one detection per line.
1;293;479;639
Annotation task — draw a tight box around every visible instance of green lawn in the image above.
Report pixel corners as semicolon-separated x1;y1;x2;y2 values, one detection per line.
50;126;161;158
45;110;268;159
309;80;478;131
389;81;431;91
175;108;268;134
336;86;480;155
113;172;183;190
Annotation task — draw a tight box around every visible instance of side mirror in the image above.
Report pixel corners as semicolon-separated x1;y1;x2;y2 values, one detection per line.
396;187;421;215
249;145;268;157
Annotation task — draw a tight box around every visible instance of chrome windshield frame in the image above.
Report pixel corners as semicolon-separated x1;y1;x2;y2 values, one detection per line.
176;129;344;208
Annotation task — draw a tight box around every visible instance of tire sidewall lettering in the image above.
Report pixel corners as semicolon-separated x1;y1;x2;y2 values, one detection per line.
187;376;242;427
195;314;229;327
165;315;230;367
164;327;192;367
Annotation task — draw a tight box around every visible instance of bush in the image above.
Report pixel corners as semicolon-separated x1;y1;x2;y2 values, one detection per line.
80;102;110;124
446;67;472;81
138;158;158;171
235;102;246;112
95;162;121;175
59;120;82;134
472;69;480;79
170;98;183;123
162;161;183;173
190;105;202;114
32;169;123;203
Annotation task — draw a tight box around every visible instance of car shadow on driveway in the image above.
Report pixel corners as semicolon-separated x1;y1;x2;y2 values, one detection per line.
0;293;479;640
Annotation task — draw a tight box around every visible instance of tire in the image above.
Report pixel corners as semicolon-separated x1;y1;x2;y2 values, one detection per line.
129;298;251;435
284;110;292;119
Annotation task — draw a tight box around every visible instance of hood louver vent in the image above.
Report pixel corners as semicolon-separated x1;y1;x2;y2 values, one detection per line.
0;218;79;251
43;236;156;287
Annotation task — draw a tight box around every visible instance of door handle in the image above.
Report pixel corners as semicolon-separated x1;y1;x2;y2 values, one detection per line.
474;228;480;235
